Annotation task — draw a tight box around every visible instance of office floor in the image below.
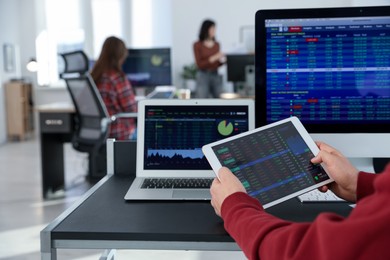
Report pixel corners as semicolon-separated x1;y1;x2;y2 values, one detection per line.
0;137;246;260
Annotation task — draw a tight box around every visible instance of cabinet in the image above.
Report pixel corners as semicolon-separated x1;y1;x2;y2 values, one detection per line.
4;81;34;140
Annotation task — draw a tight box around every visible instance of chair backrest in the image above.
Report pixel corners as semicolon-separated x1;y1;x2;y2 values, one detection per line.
60;51;109;150
61;50;89;74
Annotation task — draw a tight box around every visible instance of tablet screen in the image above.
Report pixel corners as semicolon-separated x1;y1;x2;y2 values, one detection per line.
210;121;329;206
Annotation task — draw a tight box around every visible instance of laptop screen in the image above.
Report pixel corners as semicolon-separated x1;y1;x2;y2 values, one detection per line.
143;105;250;170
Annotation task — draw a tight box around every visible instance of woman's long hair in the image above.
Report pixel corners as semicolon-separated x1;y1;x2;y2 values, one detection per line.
91;36;128;83
198;19;216;42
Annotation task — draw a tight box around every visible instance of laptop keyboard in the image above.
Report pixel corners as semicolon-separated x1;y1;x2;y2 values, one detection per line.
298;189;346;203
141;178;214;189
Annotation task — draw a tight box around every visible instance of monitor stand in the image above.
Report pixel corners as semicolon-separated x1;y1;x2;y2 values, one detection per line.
349;158;375;173
348;158;390;174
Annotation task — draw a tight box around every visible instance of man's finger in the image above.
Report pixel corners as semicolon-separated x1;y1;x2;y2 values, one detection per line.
313;149;337;166
316;142;343;157
318;185;328;193
218;167;231;181
311;153;322;164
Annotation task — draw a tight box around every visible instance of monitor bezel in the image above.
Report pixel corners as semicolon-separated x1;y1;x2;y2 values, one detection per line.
255;6;390;133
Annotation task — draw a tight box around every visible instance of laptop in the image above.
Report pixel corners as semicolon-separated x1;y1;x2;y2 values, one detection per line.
124;99;255;200
146;86;176;99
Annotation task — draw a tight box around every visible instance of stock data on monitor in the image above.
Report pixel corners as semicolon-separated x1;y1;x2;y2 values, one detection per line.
265;16;390;124
143;105;249;170
212;121;329;205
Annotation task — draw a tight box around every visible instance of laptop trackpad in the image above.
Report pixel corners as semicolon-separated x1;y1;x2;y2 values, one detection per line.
172;190;211;200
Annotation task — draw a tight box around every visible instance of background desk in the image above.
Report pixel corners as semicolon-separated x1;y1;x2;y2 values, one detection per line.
41;173;352;259
37;103;75;199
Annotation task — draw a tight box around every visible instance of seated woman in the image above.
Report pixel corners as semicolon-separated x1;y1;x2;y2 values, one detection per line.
91;36;137;140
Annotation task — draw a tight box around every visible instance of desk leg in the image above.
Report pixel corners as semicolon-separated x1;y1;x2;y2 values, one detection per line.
41;227;57;260
41;249;57;260
40;134;65;199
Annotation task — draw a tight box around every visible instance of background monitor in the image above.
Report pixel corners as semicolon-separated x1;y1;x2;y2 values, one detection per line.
255;6;390;165
226;54;255;96
226;54;254;82
122;48;172;88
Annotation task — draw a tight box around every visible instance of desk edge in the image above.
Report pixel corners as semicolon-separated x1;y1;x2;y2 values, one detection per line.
40;174;113;253
54;239;240;251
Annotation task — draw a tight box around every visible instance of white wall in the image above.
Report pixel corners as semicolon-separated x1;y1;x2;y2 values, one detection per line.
170;0;358;91
150;0;172;48
0;0;23;144
0;0;48;143
19;1;38;83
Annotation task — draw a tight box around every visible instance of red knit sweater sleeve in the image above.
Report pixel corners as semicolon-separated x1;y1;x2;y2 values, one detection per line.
356;171;378;200
221;169;390;260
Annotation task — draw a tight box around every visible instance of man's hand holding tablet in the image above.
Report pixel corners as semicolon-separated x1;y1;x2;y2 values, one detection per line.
203;116;333;209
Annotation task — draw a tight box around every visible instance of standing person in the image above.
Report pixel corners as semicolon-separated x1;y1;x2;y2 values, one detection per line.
210;141;390;260
193;19;225;98
91;36;137;140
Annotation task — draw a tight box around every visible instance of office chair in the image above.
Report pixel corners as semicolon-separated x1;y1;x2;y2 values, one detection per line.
60;50;136;180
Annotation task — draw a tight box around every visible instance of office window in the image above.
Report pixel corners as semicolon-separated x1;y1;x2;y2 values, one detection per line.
36;0;84;86
91;0;123;58
131;0;153;47
35;0;171;86
131;0;172;48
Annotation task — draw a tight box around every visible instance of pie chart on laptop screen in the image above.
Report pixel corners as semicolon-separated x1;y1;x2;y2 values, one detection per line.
218;120;234;136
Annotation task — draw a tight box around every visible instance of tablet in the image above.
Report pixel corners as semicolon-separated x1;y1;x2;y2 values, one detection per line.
202;116;333;209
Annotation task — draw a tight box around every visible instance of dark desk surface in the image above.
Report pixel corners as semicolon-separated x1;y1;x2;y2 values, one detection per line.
52;176;231;242
51;175;352;243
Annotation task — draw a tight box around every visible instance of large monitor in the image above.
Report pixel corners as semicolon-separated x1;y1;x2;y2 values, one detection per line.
255;6;390;161
226;54;255;96
122;48;172;87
